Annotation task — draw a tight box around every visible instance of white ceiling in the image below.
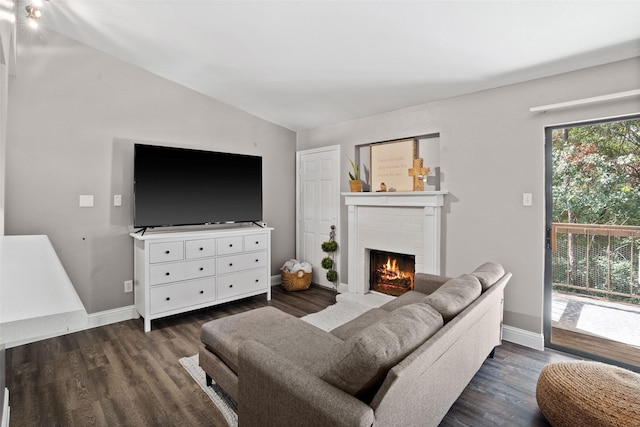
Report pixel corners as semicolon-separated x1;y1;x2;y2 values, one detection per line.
28;0;640;131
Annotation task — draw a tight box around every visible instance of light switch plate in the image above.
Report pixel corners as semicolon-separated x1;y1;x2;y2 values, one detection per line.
79;195;94;207
522;193;533;207
114;195;122;207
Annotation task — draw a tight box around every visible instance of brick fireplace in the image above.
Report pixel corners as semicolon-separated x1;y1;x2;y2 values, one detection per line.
344;191;446;295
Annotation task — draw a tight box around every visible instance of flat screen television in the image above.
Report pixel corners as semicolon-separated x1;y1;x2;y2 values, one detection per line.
133;144;263;229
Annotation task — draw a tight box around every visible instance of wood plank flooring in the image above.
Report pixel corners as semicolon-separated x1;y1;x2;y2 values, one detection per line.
6;285;579;427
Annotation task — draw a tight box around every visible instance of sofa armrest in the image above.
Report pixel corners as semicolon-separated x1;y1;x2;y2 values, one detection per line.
414;272;452;295
238;340;375;427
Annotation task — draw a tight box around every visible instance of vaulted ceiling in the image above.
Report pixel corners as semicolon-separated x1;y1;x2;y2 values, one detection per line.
26;0;640;131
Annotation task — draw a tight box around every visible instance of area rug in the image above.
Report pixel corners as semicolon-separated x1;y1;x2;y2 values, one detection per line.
179;354;238;426
180;295;387;426
299;297;379;331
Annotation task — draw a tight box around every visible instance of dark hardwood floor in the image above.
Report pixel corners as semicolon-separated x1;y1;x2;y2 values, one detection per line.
6;285;579;426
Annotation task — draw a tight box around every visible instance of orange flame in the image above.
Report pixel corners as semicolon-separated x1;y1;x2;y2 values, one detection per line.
379;256;411;281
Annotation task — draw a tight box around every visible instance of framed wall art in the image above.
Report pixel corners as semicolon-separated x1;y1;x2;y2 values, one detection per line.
370;138;417;192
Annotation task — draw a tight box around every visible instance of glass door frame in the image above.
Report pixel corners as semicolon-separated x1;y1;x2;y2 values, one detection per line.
543;114;640;372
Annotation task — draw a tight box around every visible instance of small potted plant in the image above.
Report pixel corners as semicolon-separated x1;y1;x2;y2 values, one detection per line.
348;158;362;192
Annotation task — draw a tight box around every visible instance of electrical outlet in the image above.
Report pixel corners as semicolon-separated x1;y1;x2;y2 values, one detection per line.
79;195;94;207
124;280;133;293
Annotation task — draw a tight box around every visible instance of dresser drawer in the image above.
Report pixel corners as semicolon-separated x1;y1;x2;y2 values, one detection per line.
185;238;216;259
149;241;184;263
217;268;268;299
217;236;243;255
149;277;215;314
217;251;267;275
244;234;268;251
149;258;216;285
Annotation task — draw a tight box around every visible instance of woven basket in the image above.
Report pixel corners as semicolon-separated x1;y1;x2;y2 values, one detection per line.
536;361;640;427
281;270;312;291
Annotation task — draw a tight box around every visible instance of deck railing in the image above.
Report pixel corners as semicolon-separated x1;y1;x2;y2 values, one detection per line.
552;223;640;300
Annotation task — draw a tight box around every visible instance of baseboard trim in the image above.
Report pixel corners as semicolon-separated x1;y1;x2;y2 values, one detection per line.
87;305;139;330
1;388;9;427
271;274;281;286
502;325;545;351
3;306;139;349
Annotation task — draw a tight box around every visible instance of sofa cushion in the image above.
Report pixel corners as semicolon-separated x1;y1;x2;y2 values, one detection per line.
330;308;389;340
379;290;427;312
413;273;452;295
322;303;443;399
471;262;505;291
422;274;482;322
200;306;343;376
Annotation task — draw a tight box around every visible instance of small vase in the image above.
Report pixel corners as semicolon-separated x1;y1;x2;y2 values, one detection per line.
349;180;362;192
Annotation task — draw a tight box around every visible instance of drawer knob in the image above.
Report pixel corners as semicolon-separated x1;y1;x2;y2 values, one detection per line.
199;247;204;251
255;259;259;262
165;297;170;301
255;279;259;283
165;250;170;254
199;290;204;294
229;244;233;247
199;267;204;271
255;241;259;244
229;263;233;267
229;284;233;288
165;272;170;276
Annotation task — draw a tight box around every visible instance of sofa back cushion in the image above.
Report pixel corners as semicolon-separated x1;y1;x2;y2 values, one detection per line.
422;274;482;322
321;303;443;400
471;262;505;291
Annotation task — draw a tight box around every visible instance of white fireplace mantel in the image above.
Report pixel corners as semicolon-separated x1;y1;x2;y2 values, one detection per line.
343;191;447;294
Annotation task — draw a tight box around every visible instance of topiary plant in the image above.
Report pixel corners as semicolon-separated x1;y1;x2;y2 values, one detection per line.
321;225;338;290
321;240;338;253
326;269;338;283
321;256;334;270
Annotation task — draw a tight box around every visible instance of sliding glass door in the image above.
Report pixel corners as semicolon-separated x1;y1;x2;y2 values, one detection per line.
544;116;640;370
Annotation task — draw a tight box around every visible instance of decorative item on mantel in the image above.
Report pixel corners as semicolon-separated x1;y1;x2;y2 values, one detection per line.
408;158;430;191
348;158;362;192
321;225;339;291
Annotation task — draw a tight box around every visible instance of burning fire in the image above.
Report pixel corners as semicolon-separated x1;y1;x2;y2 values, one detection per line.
379;257;411;281
371;252;415;296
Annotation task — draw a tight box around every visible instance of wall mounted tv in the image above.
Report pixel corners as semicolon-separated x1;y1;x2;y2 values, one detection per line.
133;144;263;229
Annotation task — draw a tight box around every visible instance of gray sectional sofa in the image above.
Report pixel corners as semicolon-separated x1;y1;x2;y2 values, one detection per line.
199;262;511;426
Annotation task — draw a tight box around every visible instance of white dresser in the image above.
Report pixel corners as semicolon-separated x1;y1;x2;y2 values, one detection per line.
131;226;273;332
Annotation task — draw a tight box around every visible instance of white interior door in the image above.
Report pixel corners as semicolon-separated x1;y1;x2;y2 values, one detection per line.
296;146;340;289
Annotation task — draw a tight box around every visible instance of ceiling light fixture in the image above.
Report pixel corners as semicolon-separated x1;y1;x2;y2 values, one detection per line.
25;0;48;29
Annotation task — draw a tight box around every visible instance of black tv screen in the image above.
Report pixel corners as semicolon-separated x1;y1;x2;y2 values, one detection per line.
134;144;263;228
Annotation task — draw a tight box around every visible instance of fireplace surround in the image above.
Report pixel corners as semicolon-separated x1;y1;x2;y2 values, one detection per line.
344;191;446;295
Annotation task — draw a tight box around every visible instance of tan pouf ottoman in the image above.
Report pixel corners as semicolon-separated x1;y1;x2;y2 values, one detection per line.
536;361;640;427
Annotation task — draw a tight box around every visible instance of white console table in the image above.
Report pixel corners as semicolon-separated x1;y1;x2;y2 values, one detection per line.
131;226;273;332
0;235;88;348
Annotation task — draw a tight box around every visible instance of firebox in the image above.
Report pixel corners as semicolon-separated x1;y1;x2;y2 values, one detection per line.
369;250;415;296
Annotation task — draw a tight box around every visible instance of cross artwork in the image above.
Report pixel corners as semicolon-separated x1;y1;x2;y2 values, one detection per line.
408;158;430;191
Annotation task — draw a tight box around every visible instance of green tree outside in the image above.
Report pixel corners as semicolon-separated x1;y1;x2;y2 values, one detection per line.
552;119;640;303
552;119;640;226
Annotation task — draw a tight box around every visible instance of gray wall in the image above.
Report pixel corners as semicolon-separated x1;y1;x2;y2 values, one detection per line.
0;0;15;238
6;30;296;314
297;57;640;335
0;1;16;418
